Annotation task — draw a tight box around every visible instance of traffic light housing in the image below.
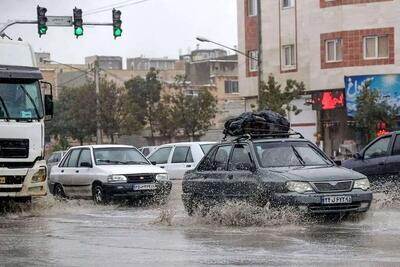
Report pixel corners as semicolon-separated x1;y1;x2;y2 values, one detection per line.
112;9;122;38
37;5;48;37
73;7;83;38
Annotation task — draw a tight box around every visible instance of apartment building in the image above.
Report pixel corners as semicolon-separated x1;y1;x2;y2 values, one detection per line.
237;0;400;156
126;57;178;71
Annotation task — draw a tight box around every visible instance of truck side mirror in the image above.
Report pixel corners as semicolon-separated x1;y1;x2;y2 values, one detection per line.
45;94;53;117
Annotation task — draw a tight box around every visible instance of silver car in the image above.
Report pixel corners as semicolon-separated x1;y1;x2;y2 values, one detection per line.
49;145;171;204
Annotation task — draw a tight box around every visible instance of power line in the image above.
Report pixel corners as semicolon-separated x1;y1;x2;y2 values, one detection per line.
85;0;139;14
85;0;153;16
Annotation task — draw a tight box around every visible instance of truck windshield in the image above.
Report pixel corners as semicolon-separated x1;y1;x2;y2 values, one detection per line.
0;80;44;120
254;141;332;168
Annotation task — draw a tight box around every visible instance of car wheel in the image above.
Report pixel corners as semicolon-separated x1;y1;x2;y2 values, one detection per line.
54;184;66;200
93;184;110;205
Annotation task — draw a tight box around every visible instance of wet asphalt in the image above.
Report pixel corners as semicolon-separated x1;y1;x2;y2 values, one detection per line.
0;181;400;267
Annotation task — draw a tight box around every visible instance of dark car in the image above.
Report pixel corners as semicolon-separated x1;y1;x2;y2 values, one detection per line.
342;131;400;183
182;134;373;215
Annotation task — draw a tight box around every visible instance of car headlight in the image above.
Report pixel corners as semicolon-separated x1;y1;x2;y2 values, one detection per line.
287;181;314;193
156;174;169;181
353;178;370;191
32;167;47;183
107;175;127;183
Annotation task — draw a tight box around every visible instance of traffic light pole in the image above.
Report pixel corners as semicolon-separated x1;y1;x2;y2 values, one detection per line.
0;20;113;35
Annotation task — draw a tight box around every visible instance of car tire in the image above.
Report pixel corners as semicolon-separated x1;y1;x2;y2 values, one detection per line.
93;184;110;205
54;184;66;200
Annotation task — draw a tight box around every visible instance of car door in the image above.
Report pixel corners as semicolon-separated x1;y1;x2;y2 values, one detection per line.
57;148;81;197
224;143;258;199
148;146;173;170
383;134;400;182
166;145;195;179
71;148;94;198
354;135;392;182
194;144;232;198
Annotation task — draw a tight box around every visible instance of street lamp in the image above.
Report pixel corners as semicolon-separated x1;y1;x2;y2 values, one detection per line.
196;36;258;61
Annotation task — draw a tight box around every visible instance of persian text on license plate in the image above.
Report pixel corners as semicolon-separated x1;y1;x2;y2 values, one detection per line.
321;196;352;205
0;177;5;184
133;184;156;191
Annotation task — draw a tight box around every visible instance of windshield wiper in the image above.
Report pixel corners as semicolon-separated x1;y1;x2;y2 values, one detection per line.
122;160;149;165
0;96;10;121
291;145;306;166
97;159;125;164
18;85;40;120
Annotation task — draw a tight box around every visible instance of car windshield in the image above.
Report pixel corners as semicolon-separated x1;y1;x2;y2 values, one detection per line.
0;80;44;120
94;147;150;165
254;141;332;168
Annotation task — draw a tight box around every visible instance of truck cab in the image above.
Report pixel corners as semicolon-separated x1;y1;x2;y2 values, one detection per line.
0;39;53;201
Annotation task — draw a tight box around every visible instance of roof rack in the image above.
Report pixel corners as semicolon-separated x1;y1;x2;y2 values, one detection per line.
222;129;304;142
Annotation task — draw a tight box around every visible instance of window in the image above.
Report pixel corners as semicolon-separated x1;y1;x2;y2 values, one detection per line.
282;0;295;8
364;136;391;159
228;144;253;171
213;145;232;171
148;147;172;164
248;50;258;72
364;35;388;59
248;0;257;16
67;149;81;168
77;149;92;167
172;146;193;163
393;135;400;155
283;45;295;67
326;39;342;62
224;80;239;94
200;144;215;154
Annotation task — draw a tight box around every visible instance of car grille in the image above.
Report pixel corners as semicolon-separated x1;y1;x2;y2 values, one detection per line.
312;181;353;193
0;176;25;184
126;175;155;184
309;203;361;213
0;187;22;193
0;139;29;158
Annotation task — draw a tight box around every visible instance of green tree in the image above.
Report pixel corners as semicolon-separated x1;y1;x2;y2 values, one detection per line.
154;94;178;142
125;68;162;144
99;78;125;143
354;80;399;145
258;74;305;116
171;88;218;140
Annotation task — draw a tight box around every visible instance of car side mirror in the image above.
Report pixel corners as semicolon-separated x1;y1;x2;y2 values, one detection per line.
353;152;362;160
151;161;157;165
334;160;342;166
80;162;92;168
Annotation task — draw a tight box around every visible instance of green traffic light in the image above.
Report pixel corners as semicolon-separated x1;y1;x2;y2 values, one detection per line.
39;26;47;35
114;28;122;37
75;26;84;36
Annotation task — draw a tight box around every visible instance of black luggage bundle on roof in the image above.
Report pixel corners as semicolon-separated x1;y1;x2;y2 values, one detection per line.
223;110;291;137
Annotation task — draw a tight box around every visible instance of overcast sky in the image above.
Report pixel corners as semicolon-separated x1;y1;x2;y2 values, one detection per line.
1;0;237;65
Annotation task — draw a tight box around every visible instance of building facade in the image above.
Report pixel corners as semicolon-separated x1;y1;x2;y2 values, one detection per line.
237;0;400;156
85;55;123;70
126;57;178;71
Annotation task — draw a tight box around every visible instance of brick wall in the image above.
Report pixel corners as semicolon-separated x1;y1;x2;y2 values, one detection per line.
244;0;259;77
320;0;392;8
320;28;395;69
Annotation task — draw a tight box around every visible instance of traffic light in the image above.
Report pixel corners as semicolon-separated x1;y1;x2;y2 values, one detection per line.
73;7;83;38
112;9;122;38
37;5;48;37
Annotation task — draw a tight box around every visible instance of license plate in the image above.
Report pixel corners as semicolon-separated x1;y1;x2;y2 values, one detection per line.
0;177;5;184
133;184;156;191
321;196;352;205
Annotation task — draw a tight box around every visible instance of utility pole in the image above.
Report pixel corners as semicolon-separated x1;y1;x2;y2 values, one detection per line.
257;0;263;102
94;59;102;144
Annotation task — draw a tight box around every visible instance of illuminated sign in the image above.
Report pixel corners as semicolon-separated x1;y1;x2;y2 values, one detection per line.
312;90;345;110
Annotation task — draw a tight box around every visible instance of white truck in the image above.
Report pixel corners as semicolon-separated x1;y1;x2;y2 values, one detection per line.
0;39;53;202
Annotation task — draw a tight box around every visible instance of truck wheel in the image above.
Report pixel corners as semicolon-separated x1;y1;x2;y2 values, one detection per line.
93;185;110;205
54;184;66;200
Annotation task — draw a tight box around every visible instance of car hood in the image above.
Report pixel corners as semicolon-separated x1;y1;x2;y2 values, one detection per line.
267;165;366;182
96;164;167;175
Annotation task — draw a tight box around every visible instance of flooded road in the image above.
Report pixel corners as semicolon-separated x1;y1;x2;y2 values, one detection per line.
1;181;400;267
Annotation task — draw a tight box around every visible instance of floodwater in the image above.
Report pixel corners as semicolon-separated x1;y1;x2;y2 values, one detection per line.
1;181;400;267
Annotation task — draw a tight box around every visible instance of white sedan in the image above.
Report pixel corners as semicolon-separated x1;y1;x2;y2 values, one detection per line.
147;142;216;180
49;145;171;204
